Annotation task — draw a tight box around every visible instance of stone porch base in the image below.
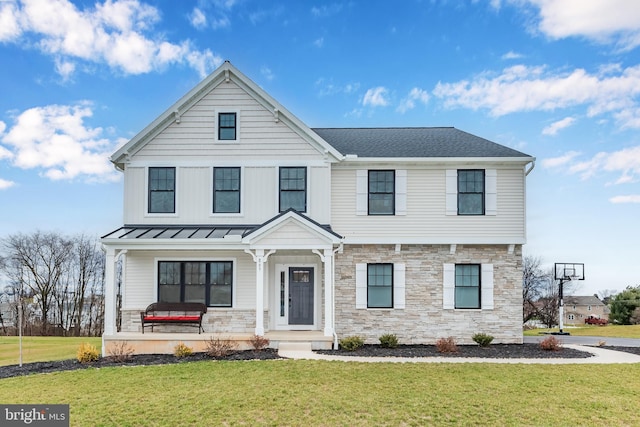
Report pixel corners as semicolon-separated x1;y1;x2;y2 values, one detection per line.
102;330;333;355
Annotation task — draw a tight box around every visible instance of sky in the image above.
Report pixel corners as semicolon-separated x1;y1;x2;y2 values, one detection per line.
0;0;638;297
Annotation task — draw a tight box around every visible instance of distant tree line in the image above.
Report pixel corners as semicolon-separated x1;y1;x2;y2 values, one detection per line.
0;231;105;336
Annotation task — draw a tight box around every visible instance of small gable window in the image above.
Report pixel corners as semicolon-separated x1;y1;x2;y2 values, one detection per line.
218;112;236;140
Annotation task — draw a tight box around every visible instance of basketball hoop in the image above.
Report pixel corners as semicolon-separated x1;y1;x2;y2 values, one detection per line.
553;263;585;336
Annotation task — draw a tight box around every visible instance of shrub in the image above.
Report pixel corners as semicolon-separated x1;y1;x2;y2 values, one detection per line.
540;336;562;351
379;333;399;349
173;342;193;358
107;341;135;362
205;337;238;358
249;334;270;351
339;335;364;351
472;333;494;347
435;337;458;353
77;342;100;363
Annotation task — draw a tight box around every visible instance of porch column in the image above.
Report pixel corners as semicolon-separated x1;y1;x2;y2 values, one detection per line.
102;246;117;355
323;249;334;337
245;249;275;336
313;249;334;337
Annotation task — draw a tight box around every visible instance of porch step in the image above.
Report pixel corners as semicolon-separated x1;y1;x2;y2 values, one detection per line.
278;342;312;352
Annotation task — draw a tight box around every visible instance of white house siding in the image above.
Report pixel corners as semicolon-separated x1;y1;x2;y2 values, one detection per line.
122;164;331;225
119;250;259;333
130;81;324;162
331;165;526;243
334;244;523;344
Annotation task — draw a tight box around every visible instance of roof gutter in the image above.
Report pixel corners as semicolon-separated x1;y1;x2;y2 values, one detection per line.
525;159;536;176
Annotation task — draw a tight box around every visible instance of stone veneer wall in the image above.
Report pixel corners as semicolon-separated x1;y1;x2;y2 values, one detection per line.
121;309;267;334
334;244;523;344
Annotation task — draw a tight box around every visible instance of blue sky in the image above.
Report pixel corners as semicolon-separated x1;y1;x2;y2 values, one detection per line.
0;0;639;296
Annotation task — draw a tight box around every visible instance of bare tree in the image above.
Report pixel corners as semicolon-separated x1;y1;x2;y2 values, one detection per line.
522;256;551;322
2;232;73;335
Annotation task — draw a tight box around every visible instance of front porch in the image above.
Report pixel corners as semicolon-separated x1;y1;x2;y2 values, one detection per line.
103;330;334;354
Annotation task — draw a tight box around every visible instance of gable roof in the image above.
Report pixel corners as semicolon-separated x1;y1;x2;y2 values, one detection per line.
110;61;343;170
313;127;532;159
565;295;605;306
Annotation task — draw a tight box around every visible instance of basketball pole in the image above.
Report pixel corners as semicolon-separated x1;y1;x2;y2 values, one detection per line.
558;277;565;334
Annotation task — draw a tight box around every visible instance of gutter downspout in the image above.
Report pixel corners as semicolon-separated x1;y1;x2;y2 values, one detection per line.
332;243;343;349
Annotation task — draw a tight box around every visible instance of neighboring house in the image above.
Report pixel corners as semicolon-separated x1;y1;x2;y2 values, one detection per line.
564;295;609;325
101;61;535;353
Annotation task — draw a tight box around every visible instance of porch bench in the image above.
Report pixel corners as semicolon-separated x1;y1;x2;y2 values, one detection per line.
140;302;207;334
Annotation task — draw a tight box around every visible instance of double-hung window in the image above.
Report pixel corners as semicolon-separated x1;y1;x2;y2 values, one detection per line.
367;263;393;308
458;170;484;215
148;167;175;214
213;167;240;213
455;264;481;309
158;261;233;307
368;170;395;215
218;112;236;140
279;167;306;212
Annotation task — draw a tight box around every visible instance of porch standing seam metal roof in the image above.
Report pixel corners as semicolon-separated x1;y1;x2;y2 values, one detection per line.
102;225;259;240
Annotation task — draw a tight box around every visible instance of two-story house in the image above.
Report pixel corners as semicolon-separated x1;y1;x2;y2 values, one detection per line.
101;61;535;354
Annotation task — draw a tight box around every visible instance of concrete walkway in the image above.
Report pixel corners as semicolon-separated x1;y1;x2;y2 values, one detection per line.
277;342;640;364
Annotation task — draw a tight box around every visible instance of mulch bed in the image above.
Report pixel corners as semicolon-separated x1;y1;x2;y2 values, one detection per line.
316;343;595;359
0;349;281;379
601;346;640;356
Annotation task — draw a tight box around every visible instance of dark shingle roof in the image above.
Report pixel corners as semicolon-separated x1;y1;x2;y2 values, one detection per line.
312;127;531;158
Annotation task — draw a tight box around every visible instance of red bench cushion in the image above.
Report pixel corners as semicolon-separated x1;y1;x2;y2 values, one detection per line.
143;316;200;322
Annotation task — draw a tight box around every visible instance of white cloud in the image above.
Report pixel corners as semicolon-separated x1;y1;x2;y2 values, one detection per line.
542;117;576;136
543;146;640;187
1;103;121;182
610;195;640;204
541;151;581;169
314;37;324;48
502;51;523;60
433;64;640;129
190;8;207;29
1;0;222;78
362;87;389;107
0;178;15;190
260;66;274;81
397;87;429;113
315;78;360;97
311;4;343;18
515;0;640;51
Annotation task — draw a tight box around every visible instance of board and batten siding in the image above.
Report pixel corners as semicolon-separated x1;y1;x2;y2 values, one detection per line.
122;250;257;310
132;81;323;161
330;166;526;243
123;164;331;224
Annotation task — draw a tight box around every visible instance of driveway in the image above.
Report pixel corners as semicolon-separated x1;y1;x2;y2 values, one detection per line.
524;335;640;347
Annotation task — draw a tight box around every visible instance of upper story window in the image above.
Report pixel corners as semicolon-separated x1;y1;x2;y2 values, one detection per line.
455;264;481;309
367;263;393;308
356;170;406;216
218;112;236;140
458;170;485;215
148;167;175;214
213;167;240;214
279;167;306;212
368;170;395;215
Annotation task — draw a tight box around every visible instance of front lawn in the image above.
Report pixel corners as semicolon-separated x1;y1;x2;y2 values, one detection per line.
524;324;640;338
0;360;639;426
0;337;102;366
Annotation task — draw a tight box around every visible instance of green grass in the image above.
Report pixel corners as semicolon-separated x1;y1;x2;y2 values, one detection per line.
524;324;640;338
0;360;639;426
0;337;102;366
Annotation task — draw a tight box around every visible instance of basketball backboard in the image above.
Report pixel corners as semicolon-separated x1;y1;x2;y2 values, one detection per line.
554;263;585;281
